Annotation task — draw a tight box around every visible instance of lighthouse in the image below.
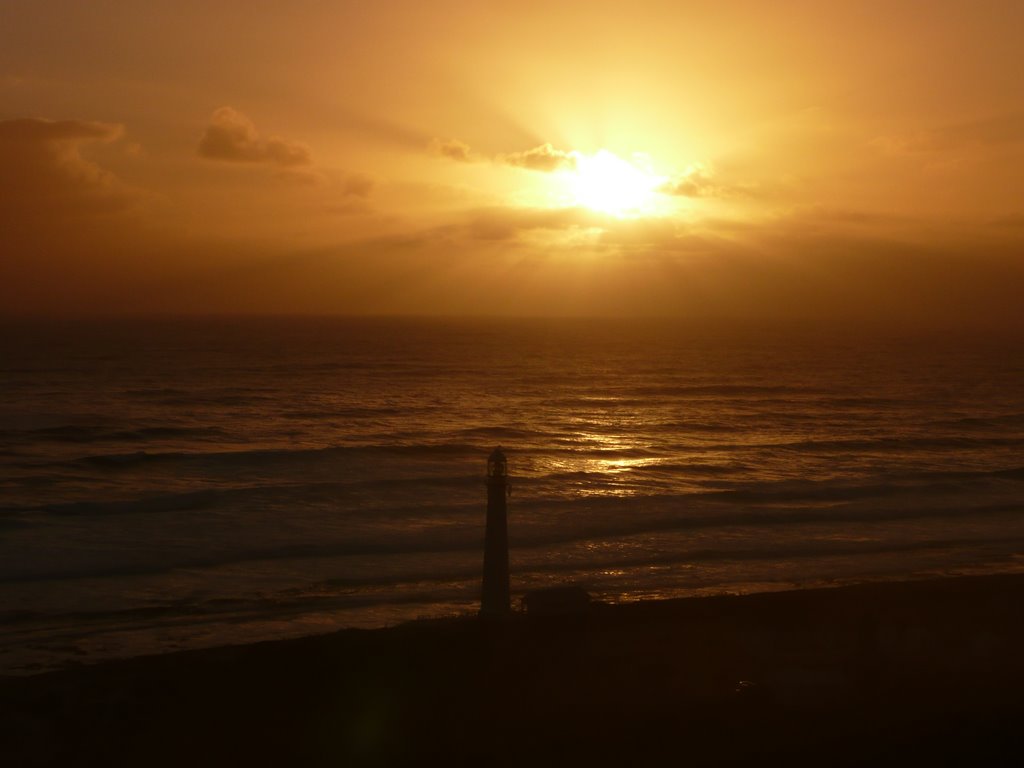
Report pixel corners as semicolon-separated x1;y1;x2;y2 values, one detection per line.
481;447;511;616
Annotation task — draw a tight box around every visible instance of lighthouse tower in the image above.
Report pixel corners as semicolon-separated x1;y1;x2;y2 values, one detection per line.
481;447;510;616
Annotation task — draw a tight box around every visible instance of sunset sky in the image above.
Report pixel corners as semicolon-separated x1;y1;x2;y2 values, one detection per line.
2;0;1022;324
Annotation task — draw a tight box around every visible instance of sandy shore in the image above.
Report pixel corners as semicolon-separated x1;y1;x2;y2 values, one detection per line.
3;573;1023;767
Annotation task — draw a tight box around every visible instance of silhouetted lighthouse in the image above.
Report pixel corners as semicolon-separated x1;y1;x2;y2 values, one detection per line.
481;447;510;616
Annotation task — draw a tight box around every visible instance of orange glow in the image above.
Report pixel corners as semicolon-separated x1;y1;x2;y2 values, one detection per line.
0;1;1022;325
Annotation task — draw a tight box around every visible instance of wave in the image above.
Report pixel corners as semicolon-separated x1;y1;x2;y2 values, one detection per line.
47;441;487;470
6;424;233;444
774;435;1023;453
683;462;1024;501
277;405;419;420
620;383;815;397
515;534;1024;578
0;583;476;638
6;490;1022;585
927;412;1024;430
2;478;483;520
455;426;551;440
0;531;485;583
9;444;1023;526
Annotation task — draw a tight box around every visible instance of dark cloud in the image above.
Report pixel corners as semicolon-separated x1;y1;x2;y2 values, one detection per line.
499;142;576;172
254;210;1024;327
431;138;576;172
658;164;762;199
198;107;311;167
343;173;374;198
0;117;133;224
431;138;474;162
0;117;159;313
991;213;1024;228
658;165;717;197
0;117;121;143
940;111;1024;147
461;206;598;240
324;173;375;213
875;111;1024;155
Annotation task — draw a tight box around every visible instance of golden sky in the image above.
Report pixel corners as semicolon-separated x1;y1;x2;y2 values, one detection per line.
2;0;1023;325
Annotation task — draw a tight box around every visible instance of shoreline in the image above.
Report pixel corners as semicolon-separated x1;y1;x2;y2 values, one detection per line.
9;566;1023;680
3;571;1024;766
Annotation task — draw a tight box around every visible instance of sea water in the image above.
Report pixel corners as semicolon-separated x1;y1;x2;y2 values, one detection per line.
1;316;1023;673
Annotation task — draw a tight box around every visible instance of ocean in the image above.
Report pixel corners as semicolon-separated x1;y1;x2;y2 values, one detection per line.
1;316;1023;673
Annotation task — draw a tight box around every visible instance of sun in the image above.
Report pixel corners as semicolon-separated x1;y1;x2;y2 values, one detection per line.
567;149;665;217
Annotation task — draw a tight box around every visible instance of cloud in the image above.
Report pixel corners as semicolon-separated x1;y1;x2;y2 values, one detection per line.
939;111;1024;147
874;111;1024;155
658;164;717;197
325;173;375;213
431;138;474;162
0;117;155;312
198;107;311;167
431;138;577;172
460;206;599;240
657;163;762;199
0;117;134;223
343;173;374;198
991;213;1024;228
499;142;577;172
0;116;122;145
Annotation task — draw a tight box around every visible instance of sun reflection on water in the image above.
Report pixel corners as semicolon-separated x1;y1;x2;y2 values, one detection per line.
541;429;663;497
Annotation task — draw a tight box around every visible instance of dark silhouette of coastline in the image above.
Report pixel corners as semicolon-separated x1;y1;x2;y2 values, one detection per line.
2;573;1024;767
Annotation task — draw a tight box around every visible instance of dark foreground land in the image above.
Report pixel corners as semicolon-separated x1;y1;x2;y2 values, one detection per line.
3;574;1024;767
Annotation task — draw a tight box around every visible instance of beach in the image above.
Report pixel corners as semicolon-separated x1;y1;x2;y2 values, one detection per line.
3;572;1023;767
